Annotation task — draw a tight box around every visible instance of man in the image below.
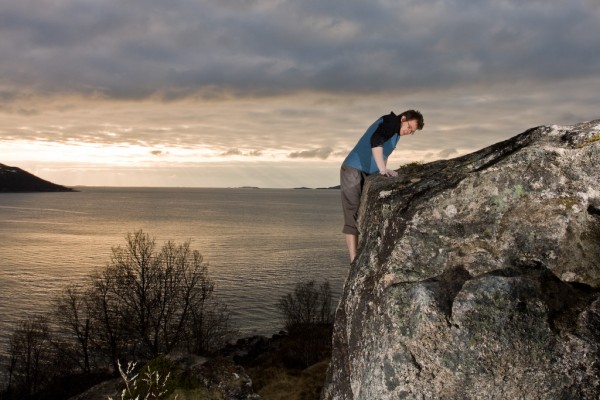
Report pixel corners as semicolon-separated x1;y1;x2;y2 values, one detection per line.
340;109;424;261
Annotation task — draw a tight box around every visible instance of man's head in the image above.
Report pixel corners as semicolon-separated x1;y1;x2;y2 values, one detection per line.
399;109;424;136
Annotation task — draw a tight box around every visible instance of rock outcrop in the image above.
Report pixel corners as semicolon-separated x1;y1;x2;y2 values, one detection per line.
323;120;600;399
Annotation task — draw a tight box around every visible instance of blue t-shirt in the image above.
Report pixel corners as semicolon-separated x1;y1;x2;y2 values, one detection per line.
343;113;401;174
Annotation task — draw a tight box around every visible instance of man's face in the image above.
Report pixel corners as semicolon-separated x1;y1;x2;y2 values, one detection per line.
400;118;419;136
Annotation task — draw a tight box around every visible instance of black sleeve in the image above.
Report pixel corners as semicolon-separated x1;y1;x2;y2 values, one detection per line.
370;113;400;148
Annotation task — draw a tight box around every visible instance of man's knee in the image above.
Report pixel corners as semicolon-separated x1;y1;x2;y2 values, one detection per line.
342;225;359;236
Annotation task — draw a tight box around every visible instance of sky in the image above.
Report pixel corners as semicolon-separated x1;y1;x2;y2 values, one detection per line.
1;0;599;188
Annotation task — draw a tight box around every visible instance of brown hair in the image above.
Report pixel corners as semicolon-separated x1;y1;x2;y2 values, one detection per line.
400;109;424;130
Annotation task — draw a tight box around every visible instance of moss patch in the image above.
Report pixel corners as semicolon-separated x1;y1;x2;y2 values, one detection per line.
555;197;580;210
576;133;600;147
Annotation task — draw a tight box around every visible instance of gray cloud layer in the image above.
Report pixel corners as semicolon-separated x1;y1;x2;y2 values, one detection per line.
2;0;599;100
288;147;334;159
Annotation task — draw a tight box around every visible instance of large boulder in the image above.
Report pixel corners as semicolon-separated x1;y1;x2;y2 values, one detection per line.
323;120;600;399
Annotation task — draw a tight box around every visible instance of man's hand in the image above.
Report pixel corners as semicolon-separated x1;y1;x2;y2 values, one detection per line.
379;169;398;177
372;147;397;177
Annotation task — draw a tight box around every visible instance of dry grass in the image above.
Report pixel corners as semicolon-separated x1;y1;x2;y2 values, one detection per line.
249;359;330;400
168;387;223;399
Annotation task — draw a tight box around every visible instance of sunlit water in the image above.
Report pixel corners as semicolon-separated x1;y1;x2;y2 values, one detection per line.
0;187;349;361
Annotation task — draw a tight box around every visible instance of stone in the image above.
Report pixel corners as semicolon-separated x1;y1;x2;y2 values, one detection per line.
193;357;261;400
323;120;600;399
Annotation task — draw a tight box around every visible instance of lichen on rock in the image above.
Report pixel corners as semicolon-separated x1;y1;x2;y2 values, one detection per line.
323;120;600;400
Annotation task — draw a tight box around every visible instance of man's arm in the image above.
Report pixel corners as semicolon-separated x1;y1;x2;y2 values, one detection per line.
372;146;398;177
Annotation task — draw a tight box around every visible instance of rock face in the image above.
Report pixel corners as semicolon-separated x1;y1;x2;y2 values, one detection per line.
323;120;600;399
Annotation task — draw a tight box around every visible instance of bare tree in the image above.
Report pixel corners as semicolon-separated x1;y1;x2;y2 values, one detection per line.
53;285;94;374
187;299;235;354
6;316;54;396
85;230;234;363
155;239;211;354
278;280;335;331
2;230;235;397
108;230;160;357
277;280;335;367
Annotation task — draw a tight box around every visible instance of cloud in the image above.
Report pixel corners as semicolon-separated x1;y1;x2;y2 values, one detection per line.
288;147;334;160
222;148;264;157
222;148;242;156
1;0;599;188
1;0;599;100
437;148;458;159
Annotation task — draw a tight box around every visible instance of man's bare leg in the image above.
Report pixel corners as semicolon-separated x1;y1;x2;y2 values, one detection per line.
345;233;358;262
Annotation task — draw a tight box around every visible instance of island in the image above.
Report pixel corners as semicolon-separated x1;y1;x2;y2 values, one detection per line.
0;163;75;192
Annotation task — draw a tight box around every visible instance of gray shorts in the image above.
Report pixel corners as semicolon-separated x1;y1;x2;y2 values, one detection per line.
340;165;368;235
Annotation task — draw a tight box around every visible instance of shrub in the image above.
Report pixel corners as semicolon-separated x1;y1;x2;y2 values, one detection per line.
277;280;335;368
277;280;334;331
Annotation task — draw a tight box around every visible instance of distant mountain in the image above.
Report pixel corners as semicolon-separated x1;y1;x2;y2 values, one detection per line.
318;185;341;190
0;163;75;192
294;186;341;190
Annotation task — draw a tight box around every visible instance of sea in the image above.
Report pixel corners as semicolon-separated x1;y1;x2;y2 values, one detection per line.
0;187;349;361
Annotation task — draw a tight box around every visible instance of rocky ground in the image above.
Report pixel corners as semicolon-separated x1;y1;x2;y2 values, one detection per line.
69;330;331;400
